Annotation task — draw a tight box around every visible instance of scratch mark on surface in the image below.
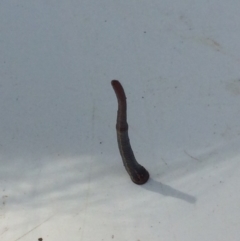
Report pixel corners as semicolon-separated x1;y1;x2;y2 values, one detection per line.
80;160;93;241
193;37;222;52
80;99;95;241
184;150;200;162
14;215;54;241
161;157;168;166
0;227;8;236
192;36;240;62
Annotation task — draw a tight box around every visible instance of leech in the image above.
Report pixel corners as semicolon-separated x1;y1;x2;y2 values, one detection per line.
111;80;149;185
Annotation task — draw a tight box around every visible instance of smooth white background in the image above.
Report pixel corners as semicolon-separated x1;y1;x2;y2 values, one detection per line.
1;1;240;240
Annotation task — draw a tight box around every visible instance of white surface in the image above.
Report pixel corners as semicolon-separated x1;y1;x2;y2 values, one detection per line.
1;1;240;241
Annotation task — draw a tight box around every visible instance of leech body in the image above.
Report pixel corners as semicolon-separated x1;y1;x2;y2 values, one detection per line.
111;80;149;185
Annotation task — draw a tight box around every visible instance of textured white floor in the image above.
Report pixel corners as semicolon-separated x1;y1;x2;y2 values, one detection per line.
1;1;240;241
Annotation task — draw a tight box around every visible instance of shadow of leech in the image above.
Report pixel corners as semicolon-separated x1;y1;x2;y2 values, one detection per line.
143;178;196;204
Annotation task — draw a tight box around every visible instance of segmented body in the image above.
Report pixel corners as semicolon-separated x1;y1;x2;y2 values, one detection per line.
111;80;149;185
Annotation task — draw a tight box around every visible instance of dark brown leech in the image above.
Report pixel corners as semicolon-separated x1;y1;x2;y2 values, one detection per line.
111;80;149;185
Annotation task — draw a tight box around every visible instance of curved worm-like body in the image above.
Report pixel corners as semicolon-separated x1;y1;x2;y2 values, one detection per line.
111;80;149;185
